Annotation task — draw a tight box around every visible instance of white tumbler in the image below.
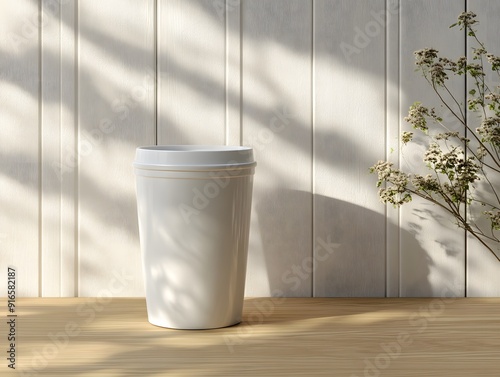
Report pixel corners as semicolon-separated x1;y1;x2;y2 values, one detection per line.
133;145;256;329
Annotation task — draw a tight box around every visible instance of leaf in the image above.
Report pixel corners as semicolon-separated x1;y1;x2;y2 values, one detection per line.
469;89;476;95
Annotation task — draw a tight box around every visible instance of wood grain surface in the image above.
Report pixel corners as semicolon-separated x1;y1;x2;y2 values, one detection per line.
4;297;500;376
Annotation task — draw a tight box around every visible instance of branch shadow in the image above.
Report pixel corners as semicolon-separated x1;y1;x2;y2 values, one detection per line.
0;0;468;302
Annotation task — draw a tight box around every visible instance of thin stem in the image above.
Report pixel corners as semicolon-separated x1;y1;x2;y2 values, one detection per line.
466;225;500;261
424;70;500;169
408;184;500;259
470;225;500;246
480;170;500;206
469;195;500;210
430;80;467;126
442;83;465;120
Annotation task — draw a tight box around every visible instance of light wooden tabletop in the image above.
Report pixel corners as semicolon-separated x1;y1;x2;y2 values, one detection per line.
3;297;500;376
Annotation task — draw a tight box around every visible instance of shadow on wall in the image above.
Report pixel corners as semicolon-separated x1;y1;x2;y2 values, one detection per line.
254;189;433;297
1;0;463;299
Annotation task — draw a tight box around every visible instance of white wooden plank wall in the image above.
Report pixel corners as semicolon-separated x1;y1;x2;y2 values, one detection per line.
1;0;499;297
0;0;41;296
40;0;77;297
242;0;313;297
78;0;155;296
466;0;500;296
314;0;386;297
385;0;401;297
399;0;466;297
157;0;226;145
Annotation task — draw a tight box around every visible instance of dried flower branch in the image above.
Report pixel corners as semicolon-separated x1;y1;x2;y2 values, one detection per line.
371;11;500;261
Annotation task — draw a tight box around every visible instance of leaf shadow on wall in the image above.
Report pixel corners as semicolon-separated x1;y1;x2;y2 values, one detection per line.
0;0;470;299
254;189;433;297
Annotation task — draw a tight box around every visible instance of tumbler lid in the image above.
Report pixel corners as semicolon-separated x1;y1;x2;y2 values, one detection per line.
134;145;256;171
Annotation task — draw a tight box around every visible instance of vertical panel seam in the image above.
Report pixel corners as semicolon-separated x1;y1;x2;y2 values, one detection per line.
75;0;80;297
386;0;401;297
225;0;228;145
397;0;402;297
39;0;43;298
59;0;63;297
311;0;315;298
397;0;401;298
155;0;159;146
464;0;468;297
239;1;243;146
384;0;388;298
